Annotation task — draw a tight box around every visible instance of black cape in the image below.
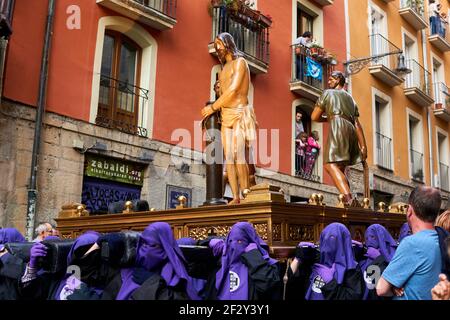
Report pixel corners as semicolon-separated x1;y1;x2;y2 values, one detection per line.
286;260;364;300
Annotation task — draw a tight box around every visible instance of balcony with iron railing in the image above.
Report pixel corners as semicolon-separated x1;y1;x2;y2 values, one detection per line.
96;0;177;30
209;1;272;74
428;18;450;52
376;132;393;171
440;162;450;191
295;153;321;183
0;0;14;37
290;44;335;101
368;34;404;87
404;59;434;107
399;0;428;31
96;75;149;137
410;149;424;182
433;82;450;122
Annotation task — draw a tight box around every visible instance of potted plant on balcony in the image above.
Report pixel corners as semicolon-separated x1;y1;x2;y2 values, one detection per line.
309;41;323;58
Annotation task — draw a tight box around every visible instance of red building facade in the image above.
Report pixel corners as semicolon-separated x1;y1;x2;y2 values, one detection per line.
0;0;347;233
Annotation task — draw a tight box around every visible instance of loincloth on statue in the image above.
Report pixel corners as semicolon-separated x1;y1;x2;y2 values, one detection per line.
221;104;258;145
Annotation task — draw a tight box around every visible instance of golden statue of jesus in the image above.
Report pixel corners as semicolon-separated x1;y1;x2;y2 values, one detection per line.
201;33;257;205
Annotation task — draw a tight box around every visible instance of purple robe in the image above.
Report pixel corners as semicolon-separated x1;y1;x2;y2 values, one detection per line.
215;222;277;300
359;224;396;299
54;231;100;300
116;222;200;300
305;223;357;300
0;228;25;244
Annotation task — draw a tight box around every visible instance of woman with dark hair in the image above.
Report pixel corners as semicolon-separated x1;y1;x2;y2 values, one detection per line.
287;223;364;300
202;222;282;300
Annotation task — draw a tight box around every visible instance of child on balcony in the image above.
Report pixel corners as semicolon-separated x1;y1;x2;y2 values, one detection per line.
295;132;308;176
304;131;321;179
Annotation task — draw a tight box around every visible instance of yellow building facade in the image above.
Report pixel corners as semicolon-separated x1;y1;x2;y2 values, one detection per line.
346;0;450;204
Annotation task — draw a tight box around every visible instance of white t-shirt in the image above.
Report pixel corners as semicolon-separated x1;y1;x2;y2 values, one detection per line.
294;37;311;47
428;3;438;18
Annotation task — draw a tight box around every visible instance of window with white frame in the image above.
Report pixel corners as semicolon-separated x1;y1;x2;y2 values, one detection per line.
408;112;424;182
90;16;157;138
374;96;393;170
437;132;449;191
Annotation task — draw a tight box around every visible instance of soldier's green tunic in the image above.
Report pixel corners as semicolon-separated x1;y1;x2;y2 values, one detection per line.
316;89;362;165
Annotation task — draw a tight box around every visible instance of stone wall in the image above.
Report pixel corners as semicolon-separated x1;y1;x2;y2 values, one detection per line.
0;101;448;235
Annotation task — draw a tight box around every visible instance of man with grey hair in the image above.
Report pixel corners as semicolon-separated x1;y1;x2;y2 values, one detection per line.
32;223;53;242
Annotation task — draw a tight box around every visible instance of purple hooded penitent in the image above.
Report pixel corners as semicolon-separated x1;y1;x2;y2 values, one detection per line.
305;223;357;300
0;228;25;244
215;222;277;300
359;224;396;299
54;231;100;300
398;222;411;243
116;222;200;300
364;224;396;262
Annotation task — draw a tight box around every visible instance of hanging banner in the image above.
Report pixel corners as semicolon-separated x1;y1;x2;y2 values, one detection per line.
84;154;145;186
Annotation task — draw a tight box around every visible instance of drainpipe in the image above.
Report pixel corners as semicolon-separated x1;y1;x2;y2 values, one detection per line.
421;29;434;187
25;0;55;240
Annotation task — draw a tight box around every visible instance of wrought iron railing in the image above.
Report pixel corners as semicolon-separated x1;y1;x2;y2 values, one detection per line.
429;17;450;43
405;59;432;96
211;5;270;64
369;34;402;71
131;0;177;19
97;74;149;137
410;149;424;182
440;162;449;191
376;132;393;170
400;0;425;18
295;152;320;183
291;44;334;91
433;82;450;109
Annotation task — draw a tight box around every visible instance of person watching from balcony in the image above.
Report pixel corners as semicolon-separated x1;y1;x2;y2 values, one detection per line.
294;31;312;48
304;131;321;178
295;111;305;137
294;32;312;80
429;0;440;35
295;132;308;176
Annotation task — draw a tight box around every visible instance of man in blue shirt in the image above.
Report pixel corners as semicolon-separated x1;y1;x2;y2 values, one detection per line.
376;186;442;300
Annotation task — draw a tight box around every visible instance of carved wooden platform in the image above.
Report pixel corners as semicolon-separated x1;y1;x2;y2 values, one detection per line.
55;202;406;251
